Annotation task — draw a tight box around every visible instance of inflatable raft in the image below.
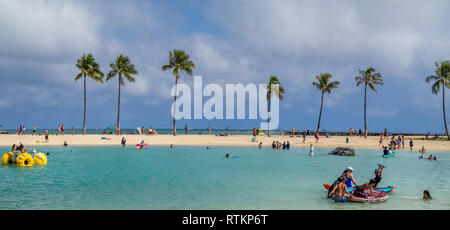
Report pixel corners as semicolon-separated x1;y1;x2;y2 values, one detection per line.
323;184;394;193
1;152;47;167
136;143;148;149
383;151;396;158
347;190;389;203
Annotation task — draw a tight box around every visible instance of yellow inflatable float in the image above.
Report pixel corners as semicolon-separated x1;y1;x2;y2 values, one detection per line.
17;153;33;167
1;152;47;166
1;152;14;165
34;153;47;165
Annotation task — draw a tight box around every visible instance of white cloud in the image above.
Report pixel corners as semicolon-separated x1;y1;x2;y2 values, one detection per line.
0;0;101;60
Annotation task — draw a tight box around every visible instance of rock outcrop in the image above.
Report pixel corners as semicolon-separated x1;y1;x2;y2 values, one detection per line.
328;147;355;156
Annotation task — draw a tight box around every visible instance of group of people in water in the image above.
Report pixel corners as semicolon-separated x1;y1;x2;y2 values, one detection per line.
8;143;50;164
327;164;385;200
327;164;433;201
271;141;290;150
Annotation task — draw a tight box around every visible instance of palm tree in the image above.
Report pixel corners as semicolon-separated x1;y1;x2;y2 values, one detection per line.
162;49;196;136
425;61;450;139
107;54;138;135
312;73;340;134
266;76;285;137
355;67;383;138
75;54;104;135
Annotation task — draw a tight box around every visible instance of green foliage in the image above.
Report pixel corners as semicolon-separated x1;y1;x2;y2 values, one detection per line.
425;61;450;95
75;53;104;82
312;73;340;94
107;54;139;86
355;67;383;92
161;49;196;78
266;75;285;100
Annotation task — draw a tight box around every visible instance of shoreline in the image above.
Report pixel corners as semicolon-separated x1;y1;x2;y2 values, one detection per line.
1;134;449;151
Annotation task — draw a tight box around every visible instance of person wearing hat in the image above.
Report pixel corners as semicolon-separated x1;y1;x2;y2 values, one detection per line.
341;167;358;188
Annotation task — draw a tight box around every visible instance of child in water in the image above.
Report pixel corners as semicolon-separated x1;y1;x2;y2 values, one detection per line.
423;190;432;200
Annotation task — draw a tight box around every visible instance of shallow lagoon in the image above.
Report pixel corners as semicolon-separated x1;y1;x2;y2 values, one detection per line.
1;145;449;210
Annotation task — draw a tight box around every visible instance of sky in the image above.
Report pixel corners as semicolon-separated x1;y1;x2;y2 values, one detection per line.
1;0;450;133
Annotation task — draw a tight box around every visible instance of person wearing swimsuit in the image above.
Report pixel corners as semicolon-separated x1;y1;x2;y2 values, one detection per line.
342;167;358;188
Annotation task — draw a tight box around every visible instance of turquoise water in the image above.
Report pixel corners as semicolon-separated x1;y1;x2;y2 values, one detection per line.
1;145;449;210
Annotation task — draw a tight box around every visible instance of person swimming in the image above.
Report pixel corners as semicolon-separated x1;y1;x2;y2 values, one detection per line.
423;190;432;200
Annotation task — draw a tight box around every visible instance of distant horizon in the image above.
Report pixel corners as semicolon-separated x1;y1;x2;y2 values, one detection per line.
0;127;445;135
2;0;450;134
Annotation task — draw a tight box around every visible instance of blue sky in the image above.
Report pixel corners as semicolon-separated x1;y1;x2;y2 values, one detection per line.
1;0;450;133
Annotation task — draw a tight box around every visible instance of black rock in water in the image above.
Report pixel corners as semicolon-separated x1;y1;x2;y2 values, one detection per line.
329;147;355;156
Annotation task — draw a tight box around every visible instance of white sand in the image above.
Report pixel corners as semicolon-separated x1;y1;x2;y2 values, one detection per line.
1;134;448;151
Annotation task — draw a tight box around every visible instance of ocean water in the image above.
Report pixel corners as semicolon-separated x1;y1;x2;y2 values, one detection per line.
0;145;449;210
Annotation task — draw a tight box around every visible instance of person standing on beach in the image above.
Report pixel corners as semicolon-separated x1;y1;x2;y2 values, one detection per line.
209;126;212;135
57;125;61;135
185;125;189;134
32;125;37;135
291;128;295;137
72;127;74;135
22;125;26;135
307;128;310;136
61;124;65;135
302;133;306;143
44;130;49;143
121;137;126;147
409;139;414;151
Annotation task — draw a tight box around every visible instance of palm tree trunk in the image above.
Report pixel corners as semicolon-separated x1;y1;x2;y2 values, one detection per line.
83;74;87;135
267;93;271;137
443;87;449;139
316;92;324;134
173;77;178;136
117;75;121;135
364;83;367;138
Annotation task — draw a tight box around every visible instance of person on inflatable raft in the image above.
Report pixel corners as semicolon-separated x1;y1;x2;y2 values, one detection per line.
10;143;29;164
328;176;350;199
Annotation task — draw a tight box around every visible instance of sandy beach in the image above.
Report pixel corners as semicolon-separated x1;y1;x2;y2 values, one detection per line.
1;134;449;151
